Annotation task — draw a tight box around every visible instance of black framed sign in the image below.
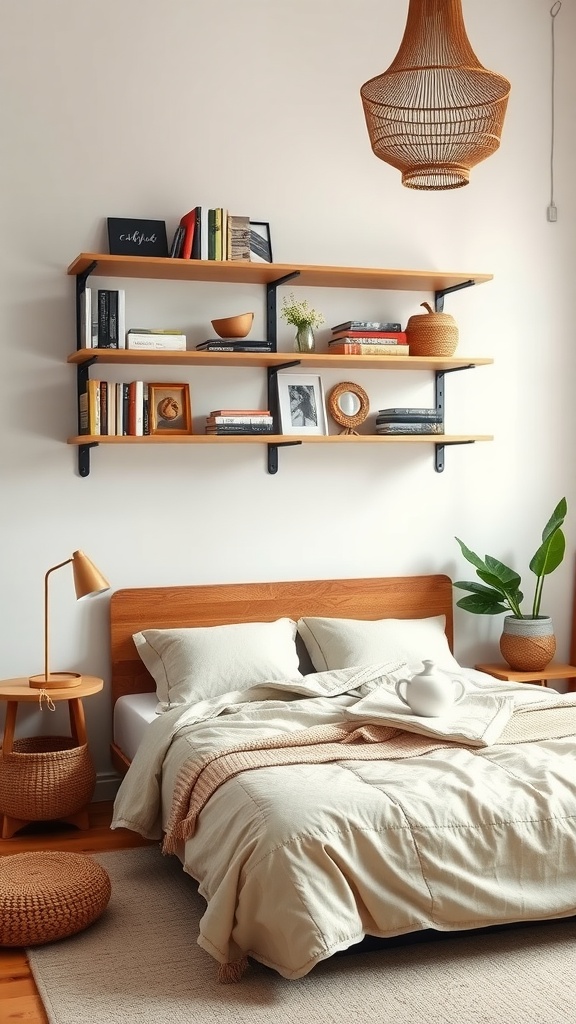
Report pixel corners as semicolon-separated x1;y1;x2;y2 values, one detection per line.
249;221;273;263
107;218;169;257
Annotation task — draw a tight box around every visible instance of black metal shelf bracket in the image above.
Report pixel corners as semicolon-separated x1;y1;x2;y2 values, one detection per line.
267;441;303;475
435;440;475;473
434;364;477;472
78;441;99;478
266;271;301;350
74;262;99;477
265;360;302;473
434;279;476;313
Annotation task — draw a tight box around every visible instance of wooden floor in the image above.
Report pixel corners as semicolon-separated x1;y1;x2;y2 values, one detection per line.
0;801;152;1024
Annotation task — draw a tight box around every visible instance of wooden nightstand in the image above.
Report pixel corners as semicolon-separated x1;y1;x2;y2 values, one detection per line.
0;675;103;839
475;662;576;690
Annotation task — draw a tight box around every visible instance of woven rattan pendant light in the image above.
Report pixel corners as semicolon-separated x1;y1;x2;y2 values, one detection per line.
360;0;511;190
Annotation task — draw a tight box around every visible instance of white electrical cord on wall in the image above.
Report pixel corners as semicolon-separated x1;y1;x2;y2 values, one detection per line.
547;1;562;222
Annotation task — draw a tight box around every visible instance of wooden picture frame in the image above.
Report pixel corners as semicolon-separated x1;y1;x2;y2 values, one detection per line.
249;221;273;263
276;372;327;436
148;383;192;435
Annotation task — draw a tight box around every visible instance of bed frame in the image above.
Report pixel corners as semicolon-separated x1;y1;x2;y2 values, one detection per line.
109;574;454;774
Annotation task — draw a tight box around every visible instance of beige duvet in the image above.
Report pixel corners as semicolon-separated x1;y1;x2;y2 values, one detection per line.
112;662;576;980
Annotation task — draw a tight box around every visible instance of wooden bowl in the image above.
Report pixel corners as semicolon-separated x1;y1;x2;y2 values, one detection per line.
211;312;254;339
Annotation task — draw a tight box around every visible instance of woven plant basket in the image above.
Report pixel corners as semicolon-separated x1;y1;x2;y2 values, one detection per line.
406;302;459;356
0;737;96;822
499;615;556;672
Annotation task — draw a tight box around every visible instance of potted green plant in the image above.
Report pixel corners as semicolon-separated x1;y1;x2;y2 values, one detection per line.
280;294;325;353
454;497;568;671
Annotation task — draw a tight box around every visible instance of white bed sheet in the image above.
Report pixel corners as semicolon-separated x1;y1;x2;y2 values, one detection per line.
113;692;159;762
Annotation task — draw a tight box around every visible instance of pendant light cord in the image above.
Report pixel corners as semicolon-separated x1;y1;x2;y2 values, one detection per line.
548;1;561;221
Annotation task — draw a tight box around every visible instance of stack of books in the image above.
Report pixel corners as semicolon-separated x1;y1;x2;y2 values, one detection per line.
204;409;274;435
375;407;443;435
126;329;186;351
196;339;273;353
328;320;408;356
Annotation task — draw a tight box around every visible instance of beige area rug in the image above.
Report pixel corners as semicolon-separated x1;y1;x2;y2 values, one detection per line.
27;845;576;1024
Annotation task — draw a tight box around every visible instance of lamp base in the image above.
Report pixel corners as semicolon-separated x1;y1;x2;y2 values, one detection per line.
29;672;83;690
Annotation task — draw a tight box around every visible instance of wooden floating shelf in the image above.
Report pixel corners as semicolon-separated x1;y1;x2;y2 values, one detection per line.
68;349;493;371
68;434;493;446
68;253;493;293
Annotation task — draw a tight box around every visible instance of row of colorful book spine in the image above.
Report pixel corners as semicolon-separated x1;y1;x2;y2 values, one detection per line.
79;380;148;436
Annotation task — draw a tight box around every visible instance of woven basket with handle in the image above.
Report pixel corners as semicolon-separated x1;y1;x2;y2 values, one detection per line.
406;301;459;356
0;736;96;821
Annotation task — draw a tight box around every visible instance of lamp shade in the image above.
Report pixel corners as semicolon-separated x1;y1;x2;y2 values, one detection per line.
29;550;110;689
360;0;511;190
71;550;110;600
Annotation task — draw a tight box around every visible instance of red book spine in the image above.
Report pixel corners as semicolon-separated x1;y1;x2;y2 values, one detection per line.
179;209;197;260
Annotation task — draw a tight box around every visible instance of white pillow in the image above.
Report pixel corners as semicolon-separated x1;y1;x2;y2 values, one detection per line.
297;616;460;674
133;618;302;706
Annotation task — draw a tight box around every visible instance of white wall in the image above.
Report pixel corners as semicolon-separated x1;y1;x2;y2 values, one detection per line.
1;0;574;794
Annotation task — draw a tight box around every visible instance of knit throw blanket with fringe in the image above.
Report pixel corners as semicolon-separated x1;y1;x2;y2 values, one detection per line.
162;700;576;857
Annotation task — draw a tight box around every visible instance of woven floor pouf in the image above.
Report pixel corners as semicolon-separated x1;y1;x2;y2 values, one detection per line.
0;850;111;946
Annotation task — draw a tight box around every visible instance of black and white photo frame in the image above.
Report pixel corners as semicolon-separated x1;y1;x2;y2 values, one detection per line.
276;372;327;436
249;221;273;263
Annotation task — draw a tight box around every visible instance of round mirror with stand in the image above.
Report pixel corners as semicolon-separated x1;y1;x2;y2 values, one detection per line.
327;382;370;434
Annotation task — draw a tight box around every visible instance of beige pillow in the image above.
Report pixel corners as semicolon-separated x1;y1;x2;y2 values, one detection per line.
134;618;302;706
297;615;459;673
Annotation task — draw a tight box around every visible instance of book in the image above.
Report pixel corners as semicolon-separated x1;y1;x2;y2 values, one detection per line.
330;331;408;343
376;413;442;424
198;344;274;353
86;379;100;435
115;382;124;436
107;381;116;435
331;320;402;333
375;422;443;434
206;415;273;425
207;209;216;260
179;209;197;260
79;286;93;348
97;289;110;346
169;224;185;258
127;332;186;351
143;382;149;435
117;289;126;349
195;339;270;352
99;380;108;435
205;423;274;434
191;206;202;260
210;408;270;416
97;289;122;348
128;380;144;436
328;343;410;356
378;406;443;416
196;338;271;350
121;383;130;435
214;208;223;260
108;292;119;347
227;215;250;261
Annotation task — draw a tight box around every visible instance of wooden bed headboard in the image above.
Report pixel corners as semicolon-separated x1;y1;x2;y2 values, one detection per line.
110;574;454;707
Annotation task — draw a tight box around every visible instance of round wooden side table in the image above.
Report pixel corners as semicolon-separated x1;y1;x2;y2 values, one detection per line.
0;676;103;840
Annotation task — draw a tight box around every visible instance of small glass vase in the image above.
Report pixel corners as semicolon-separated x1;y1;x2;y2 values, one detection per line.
295;324;316;353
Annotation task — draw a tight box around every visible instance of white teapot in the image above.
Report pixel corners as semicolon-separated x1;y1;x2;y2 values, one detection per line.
395;660;466;717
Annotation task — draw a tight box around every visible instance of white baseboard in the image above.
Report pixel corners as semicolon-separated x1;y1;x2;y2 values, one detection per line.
95;770;122;802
